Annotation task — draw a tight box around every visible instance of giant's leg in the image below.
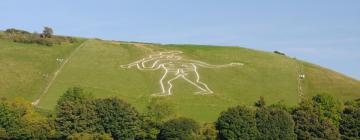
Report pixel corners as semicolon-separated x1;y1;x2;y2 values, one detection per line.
154;70;181;96
182;71;213;94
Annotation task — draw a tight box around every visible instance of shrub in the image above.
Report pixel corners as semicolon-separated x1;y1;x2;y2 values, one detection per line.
146;97;176;123
340;99;360;140
216;105;258;140
94;98;142;139
312;94;343;127
55;87;99;137
158;117;200;140
41;26;53;38
1;98;55;139
5;28;30;34
67;132;113;140
199;123;218;140
2;28;77;46
256;107;296;140
292;98;340;140
274;51;286;55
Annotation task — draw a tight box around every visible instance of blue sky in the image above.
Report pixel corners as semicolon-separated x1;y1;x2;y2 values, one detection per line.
1;0;359;79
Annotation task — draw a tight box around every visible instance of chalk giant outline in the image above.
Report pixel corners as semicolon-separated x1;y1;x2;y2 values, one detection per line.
121;51;243;96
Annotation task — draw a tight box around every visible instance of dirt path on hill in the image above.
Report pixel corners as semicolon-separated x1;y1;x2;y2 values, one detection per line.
32;40;89;106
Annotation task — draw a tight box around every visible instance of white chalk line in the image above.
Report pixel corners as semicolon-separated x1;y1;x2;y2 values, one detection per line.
121;51;243;96
296;60;305;102
31;41;89;106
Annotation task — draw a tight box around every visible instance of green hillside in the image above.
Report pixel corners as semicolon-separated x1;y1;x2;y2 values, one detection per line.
1;38;359;122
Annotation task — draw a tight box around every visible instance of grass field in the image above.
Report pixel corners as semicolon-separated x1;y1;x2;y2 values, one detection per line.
1;38;359;122
0;39;83;100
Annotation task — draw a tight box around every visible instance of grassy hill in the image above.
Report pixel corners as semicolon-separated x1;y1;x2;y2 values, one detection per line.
1;37;359;122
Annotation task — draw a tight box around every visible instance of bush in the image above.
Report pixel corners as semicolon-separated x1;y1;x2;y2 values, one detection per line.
199;123;218;140
256;107;296;140
340;99;360;140
94;98;142;139
55;87;99;137
2;28;77;46
5;28;30;34
216;105;258;140
0;101;18;139
1;98;56;139
146;97;176;123
312;94;343;127
274;51;286;55
292;98;341;140
158;117;200;140
41;26;53;38
137;116;161;140
67;132;113;140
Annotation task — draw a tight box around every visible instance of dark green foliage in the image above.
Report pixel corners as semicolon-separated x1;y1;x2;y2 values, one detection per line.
136;98;177;140
274;51;286;55
199;123;218;140
0;99;55;139
312;94;343;127
2;28;76;46
254;96;266;108
94;98;141;140
158;117;200;140
340;99;360;140
255;107;296;140
292;99;341;140
136;116;161;140
0;102;17;139
146;97;176;123
41;26;53;38
5;28;31;34
216;105;258;140
269;100;292;112
67;132;113;140
2;88;359;140
55;87;99;137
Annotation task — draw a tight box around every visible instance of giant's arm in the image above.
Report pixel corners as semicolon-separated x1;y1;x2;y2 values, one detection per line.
121;56;165;70
184;60;243;68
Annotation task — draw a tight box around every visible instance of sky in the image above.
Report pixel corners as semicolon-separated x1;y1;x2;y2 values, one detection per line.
1;0;359;80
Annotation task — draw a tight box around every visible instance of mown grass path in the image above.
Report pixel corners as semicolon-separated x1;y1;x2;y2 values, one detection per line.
32;40;89;105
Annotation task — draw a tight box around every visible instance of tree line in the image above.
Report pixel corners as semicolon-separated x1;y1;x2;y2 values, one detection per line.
0;87;359;140
0;28;77;46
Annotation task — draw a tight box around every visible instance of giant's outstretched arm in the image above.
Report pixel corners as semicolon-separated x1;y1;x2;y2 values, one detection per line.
120;58;146;68
121;56;165;70
184;60;243;68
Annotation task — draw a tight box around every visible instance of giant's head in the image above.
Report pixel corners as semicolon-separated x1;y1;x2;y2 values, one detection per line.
150;51;183;60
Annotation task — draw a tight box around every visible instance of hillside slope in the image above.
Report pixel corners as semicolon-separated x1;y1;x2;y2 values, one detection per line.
0;39;82;100
1;38;359;122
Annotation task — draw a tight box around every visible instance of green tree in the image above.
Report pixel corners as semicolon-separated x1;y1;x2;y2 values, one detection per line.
216;105;258;140
0;101;17;139
0;128;8;139
292;98;340;140
199;123;218;140
340;99;360;140
67;132;113;140
254;96;266;108
94;98;141;140
1;98;55;139
41;26;53;38
255;107;296;140
136;98;177;140
13;98;56;139
158;117;200;140
312;94;343;127
55;87;99;137
146;97;176;123
136;116;160;140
